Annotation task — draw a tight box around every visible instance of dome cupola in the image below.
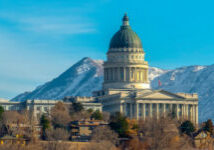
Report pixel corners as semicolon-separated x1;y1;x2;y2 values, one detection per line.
109;13;143;49
103;14;150;90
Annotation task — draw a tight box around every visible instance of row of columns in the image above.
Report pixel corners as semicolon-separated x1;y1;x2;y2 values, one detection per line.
104;67;148;82
122;103;198;125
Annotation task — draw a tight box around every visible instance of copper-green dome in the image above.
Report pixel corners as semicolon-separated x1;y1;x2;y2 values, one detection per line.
109;14;143;49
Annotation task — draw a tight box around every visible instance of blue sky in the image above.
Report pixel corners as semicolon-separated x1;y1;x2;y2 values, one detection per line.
0;0;214;99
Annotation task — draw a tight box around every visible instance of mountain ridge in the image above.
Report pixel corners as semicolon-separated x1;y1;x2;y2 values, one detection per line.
12;57;214;122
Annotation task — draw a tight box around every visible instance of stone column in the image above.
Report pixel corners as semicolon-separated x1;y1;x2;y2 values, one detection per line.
135;68;137;81
136;103;139;120
190;105;193;122
117;68;120;81
186;104;189;120
170;104;172;113
111;68;114;81
124;67;126;81
196;105;198;125
133;68;135;82
143;103;146;120
130;68;133;81
104;68;106;81
143;69;146;82
106;68;108;81
137;68;140;82
135;68;138;81
128;68;131;82
130;103;132;119
192;105;195;125
146;69;148;82
109;68;112;81
149;104;152;118
163;104;166;117
141;70;143;82
120;103;123;113
156;103;159;119
176;104;179;119
181;104;184;119
115;68;118;80
123;103;126;116
143;69;145;82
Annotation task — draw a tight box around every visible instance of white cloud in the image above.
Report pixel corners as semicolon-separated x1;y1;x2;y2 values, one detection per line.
20;17;96;34
0;13;96;35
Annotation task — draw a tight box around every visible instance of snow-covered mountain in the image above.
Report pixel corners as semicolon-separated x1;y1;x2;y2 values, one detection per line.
12;57;166;101
151;65;214;122
12;57;214;121
12;57;104;101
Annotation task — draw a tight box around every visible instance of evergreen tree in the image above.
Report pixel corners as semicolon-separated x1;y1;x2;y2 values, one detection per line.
0;106;4;120
179;120;195;136
40;114;51;140
91;110;103;120
109;112;129;137
204;119;213;135
72;102;84;113
87;108;93;114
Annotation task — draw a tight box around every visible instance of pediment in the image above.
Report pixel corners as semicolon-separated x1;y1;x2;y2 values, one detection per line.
137;90;185;99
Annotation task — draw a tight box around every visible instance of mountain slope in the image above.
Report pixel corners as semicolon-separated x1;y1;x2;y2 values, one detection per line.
12;57;104;101
151;65;214;121
12;58;166;101
12;57;214;121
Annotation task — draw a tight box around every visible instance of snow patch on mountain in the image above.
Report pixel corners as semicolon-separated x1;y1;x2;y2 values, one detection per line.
148;67;169;81
11;57;214;122
151;65;214;122
12;57;103;101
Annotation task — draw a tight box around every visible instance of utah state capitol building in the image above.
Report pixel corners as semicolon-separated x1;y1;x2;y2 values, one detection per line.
93;14;198;125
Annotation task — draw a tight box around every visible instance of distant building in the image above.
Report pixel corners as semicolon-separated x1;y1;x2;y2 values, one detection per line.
70;119;108;141
63;96;102;112
0;97;102;121
93;14;199;125
193;130;213;149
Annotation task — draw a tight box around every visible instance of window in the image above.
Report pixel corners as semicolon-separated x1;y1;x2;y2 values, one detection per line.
146;104;149;116
138;103;142;117
37;106;41;111
44;107;48;112
120;68;124;80
152;104;156;116
179;104;182;117
166;104;170;112
126;103;130;117
188;105;192;119
159;104;163;115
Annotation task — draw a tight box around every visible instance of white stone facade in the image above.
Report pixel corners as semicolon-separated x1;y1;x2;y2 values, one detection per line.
94;14;199;125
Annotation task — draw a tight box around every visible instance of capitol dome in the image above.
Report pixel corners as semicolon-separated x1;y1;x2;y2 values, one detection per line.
109;14;143;49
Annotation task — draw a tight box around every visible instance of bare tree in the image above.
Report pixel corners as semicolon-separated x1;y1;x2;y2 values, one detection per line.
138;116;194;150
45;128;69;141
50;102;71;128
102;112;110;122
71;110;91;121
1;111;25;136
91;126;118;145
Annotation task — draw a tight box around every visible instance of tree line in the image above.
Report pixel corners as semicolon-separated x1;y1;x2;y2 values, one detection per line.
0;102;213;150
